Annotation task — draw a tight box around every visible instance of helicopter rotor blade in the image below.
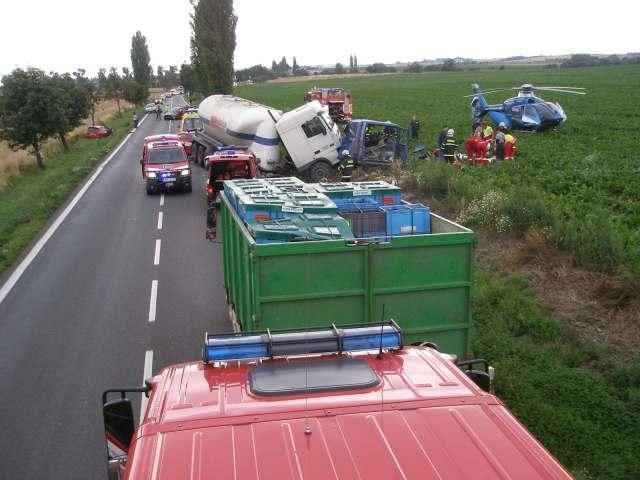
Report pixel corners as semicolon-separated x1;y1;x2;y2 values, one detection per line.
533;86;586;90
534;87;587;95
463;88;515;98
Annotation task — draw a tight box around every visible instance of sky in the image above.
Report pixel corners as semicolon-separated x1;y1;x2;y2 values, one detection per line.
1;0;638;78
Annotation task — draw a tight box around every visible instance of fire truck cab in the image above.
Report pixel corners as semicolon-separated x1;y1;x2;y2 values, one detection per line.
102;323;572;479
304;87;353;123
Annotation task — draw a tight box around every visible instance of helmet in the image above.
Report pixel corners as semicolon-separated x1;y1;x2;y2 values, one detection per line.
447;129;455;136
342;149;350;157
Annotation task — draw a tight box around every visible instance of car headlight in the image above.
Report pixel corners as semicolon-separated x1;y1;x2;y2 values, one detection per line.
146;171;156;178
180;169;190;176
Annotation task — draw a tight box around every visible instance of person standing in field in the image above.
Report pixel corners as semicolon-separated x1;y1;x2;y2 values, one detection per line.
442;129;458;163
504;130;517;160
438;124;448;161
410;115;421;140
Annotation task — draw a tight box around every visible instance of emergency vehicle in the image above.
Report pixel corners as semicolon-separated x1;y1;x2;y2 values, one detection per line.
140;138;192;194
102;323;573;479
304;87;353;123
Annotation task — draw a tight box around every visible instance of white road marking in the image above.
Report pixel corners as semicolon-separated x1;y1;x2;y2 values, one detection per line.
140;349;153;421
157;211;163;230
159;193;165;206
153;239;161;266
148;280;158;322
0;114;148;306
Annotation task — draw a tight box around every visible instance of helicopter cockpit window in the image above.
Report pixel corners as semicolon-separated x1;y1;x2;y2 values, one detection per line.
523;105;539;124
511;106;522;118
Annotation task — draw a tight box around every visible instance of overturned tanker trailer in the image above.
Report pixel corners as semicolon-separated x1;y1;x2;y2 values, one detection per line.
191;95;342;181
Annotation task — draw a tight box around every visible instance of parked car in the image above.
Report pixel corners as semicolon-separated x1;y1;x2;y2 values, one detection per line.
84;125;112;139
144;103;157;113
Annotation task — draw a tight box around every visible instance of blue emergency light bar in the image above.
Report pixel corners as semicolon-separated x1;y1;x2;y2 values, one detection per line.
202;321;403;363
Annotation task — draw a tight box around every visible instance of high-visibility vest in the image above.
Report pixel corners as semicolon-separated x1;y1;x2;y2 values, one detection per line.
483;126;493;138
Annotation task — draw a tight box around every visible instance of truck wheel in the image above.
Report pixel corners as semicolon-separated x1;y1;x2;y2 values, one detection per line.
185;184;192;193
307;161;332;182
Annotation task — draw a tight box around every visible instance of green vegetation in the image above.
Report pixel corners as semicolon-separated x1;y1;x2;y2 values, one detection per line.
0;109;133;274
236;66;640;479
236;65;640;274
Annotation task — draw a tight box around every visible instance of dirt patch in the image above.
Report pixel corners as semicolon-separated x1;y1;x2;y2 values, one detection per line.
474;229;640;360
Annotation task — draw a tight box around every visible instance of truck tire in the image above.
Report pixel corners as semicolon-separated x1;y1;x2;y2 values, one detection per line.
307;160;333;183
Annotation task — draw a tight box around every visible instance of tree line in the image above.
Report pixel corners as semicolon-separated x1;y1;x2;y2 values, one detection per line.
0;31;153;169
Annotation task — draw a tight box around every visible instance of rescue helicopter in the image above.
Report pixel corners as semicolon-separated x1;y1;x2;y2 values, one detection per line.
465;83;586;132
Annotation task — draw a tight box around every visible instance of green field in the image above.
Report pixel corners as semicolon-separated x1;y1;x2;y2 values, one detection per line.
237;65;640;273
236;66;640;479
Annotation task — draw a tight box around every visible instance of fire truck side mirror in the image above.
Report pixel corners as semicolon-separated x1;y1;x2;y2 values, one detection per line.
103;398;135;461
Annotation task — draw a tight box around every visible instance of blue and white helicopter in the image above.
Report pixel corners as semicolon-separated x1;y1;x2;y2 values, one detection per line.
466;83;586;132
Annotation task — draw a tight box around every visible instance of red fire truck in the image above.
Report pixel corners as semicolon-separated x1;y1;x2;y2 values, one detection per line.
102;323;573;479
304;87;353;123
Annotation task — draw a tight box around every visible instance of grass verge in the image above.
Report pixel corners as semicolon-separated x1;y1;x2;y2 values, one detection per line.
0;109;134;276
473;270;640;479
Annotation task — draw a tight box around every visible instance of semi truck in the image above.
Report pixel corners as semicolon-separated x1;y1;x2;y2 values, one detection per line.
190;95;342;182
102;323;573;479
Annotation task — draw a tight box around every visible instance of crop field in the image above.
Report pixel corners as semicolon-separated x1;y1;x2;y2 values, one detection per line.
236;66;640;479
237;65;640;273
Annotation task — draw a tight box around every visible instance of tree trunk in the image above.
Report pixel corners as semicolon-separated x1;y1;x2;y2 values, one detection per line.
33;142;45;170
58;133;69;151
116;97;121;116
91;104;96;125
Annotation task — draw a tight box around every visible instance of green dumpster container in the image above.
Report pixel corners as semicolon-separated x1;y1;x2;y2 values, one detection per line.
220;191;474;358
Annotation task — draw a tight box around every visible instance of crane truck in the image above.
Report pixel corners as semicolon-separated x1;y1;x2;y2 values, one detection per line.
190;95;342;182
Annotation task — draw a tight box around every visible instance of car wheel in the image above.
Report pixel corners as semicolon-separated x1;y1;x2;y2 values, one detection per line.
146;185;154;195
307;160;333;183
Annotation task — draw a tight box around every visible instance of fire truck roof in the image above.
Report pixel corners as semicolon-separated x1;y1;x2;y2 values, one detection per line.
128;347;572;479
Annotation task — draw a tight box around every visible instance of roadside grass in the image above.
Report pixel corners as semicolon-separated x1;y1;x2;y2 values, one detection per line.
0;99;131;190
473;271;640;480
0;109;134;275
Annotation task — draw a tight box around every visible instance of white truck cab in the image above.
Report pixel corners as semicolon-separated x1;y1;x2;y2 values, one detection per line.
275;101;341;180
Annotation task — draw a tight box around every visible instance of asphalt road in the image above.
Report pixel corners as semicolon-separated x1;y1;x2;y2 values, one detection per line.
0;112;227;479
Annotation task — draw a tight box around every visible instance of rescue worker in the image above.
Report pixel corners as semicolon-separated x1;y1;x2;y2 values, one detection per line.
482;121;493;141
495;122;506;161
410;115;421;140
437;124;448;161
337;149;355;181
472;117;481;135
504;130;517;160
155;103;161;120
442;129;458;164
132;112;139;129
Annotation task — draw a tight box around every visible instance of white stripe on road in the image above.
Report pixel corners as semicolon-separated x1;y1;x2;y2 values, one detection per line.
148;280;158;322
159;193;165;206
153;239;161;266
0;114;149;307
157;211;163;230
140;350;153;421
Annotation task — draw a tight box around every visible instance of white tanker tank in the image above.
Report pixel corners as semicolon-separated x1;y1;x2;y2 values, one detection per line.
192;95;341;180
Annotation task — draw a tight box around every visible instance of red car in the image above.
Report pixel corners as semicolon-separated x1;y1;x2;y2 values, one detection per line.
102;323;573;480
84;125;112;139
205;147;257;204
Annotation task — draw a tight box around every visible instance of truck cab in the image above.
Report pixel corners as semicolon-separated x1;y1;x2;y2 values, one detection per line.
140;139;192;195
304;87;353;123
102;324;572;480
341;119;408;166
178;112;203;157
274;101;341;181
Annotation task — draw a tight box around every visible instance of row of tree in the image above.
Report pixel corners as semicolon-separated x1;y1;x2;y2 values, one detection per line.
0;30;155;170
